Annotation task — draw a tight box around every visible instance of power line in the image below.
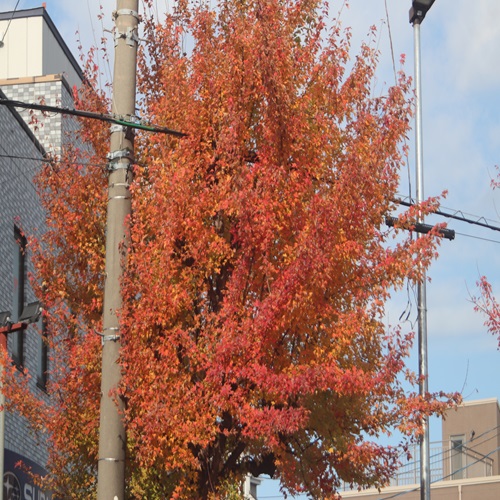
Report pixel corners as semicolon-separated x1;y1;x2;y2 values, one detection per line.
455;232;500;245
396;198;500;233
0;0;21;47
2;148;500;238
0;152;106;168
372;424;500;500
260;426;500;499
386;216;455;240
379;444;500;500
0;98;187;137
262;439;500;500
0;153;52;163
0;141;39;188
384;0;397;84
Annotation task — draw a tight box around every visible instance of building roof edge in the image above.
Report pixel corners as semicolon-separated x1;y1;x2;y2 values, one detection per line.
460;398;499;408
0;7;84;83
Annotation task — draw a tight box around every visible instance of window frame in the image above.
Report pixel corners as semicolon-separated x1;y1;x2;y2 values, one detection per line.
12;226;27;367
450;434;465;480
36;316;49;390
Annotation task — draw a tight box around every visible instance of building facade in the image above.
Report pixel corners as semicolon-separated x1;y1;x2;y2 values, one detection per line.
0;6;83;498
0;6;84;157
0;86;49;499
340;399;500;500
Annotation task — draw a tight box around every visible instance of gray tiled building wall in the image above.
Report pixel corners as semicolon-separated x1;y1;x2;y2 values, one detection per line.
0;7;86;487
0;91;49;467
1;75;76;155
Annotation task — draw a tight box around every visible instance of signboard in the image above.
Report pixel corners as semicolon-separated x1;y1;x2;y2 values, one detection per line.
4;449;51;500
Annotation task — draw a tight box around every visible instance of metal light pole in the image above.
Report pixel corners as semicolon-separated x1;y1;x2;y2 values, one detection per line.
97;1;139;499
409;2;435;499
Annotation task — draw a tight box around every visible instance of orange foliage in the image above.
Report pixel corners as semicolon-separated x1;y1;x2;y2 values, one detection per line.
474;276;500;348
3;0;460;498
472;171;500;349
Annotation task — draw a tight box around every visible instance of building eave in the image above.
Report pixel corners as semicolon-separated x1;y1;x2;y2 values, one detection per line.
0;7;84;83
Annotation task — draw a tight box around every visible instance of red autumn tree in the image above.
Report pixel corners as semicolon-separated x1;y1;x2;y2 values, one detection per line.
2;0;459;498
473;172;500;347
474;276;500;347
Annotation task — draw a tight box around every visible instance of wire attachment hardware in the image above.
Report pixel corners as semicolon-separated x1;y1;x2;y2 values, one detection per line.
111;117;137;140
102;335;121;343
114;27;139;47
110;122;135;140
106;149;134;170
113;9;141;21
110;124;127;134
99;327;121;344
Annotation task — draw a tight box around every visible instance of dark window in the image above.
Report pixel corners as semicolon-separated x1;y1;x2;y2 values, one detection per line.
12;226;26;367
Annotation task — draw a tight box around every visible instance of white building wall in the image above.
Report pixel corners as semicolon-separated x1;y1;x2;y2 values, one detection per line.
0;16;44;80
0;8;83;89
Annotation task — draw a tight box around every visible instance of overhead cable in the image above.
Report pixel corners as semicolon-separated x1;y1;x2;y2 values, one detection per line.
396;197;500;233
0;98;187;137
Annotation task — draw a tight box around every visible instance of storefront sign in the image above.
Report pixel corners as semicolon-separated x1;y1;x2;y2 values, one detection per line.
4;449;51;500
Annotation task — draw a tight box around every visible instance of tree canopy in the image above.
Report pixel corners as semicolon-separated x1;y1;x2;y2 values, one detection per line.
2;0;459;498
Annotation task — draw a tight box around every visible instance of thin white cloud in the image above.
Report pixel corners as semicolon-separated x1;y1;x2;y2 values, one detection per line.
444;1;500;92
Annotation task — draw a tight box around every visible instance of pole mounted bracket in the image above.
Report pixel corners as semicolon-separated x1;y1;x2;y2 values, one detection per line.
113;9;141;21
111;119;137;140
102;335;121;343
99;327;121;343
110;124;127;134
106;148;134;170
114;27;139;47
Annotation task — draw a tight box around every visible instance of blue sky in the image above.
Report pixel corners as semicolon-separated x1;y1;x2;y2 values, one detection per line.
1;1;500;498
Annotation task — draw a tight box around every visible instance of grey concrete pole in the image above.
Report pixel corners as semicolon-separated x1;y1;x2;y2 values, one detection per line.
97;2;139;499
413;18;431;500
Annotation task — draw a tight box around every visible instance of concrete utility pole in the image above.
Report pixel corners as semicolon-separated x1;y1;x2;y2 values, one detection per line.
97;1;139;499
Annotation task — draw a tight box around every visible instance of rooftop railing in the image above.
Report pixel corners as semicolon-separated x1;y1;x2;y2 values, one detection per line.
340;440;494;492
